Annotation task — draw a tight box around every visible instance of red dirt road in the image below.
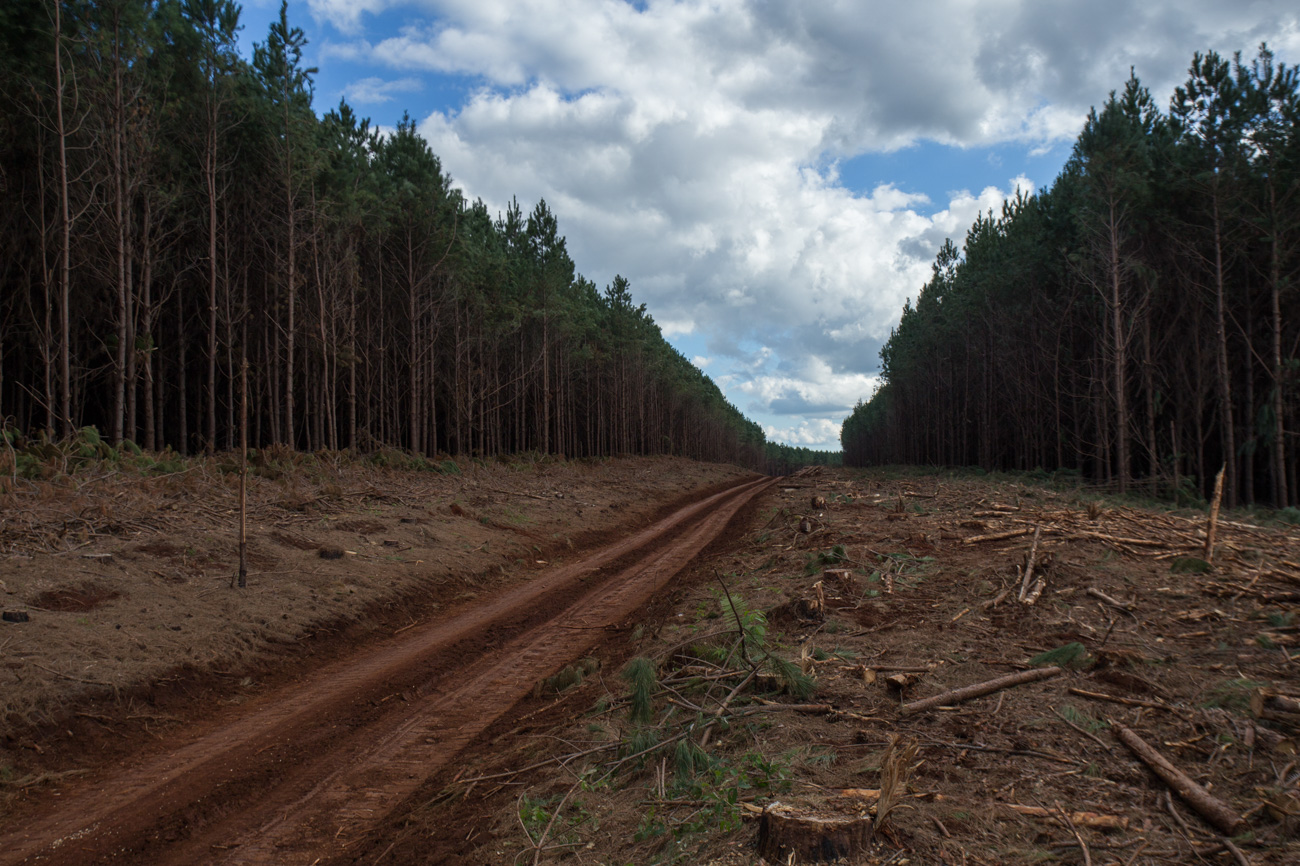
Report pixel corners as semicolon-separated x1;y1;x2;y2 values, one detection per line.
2;475;775;865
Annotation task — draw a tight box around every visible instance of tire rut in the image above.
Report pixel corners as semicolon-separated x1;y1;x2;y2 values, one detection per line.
2;475;776;866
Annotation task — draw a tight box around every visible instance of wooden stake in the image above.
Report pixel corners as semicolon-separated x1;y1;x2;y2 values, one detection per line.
1112;722;1246;835
1017;526;1042;602
901;667;1063;715
1204;465;1225;563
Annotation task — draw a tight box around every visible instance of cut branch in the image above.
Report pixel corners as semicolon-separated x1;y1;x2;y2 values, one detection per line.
963;527;1035;545
1068;687;1173;711
902;667;1063;715
1112;722;1246;835
1004;804;1129;831
1017;526;1043;602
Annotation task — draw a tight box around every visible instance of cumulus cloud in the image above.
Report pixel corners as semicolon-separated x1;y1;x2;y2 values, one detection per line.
763;419;844;450
340;75;422;105
302;0;1298;449
307;0;392;36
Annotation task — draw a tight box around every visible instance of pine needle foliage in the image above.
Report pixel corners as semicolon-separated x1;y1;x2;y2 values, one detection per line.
624;726;661;761
673;737;710;782
1030;642;1090;668
621;656;658;724
765;654;816;699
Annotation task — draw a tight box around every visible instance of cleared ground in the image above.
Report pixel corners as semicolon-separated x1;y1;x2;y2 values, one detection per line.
4;462;1300;865
339;467;1300;866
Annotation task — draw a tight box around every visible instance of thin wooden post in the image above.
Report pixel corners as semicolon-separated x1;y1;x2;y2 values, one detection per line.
1204;465;1225;563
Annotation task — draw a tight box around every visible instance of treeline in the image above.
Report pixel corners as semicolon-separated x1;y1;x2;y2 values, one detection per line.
763;443;841;476
0;0;765;468
842;47;1300;508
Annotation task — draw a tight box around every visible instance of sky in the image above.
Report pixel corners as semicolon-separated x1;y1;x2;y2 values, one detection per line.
235;0;1300;451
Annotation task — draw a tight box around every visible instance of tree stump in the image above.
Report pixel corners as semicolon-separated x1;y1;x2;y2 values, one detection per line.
824;568;856;594
757;801;873;863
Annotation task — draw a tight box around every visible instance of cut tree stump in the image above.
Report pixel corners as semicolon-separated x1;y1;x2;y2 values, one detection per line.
757;801;873;863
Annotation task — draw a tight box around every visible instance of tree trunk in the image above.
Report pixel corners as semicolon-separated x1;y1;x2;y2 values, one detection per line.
54;0;73;438
1212;195;1237;508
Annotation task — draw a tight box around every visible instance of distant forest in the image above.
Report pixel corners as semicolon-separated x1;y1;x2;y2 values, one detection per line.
842;47;1300;508
0;1;775;469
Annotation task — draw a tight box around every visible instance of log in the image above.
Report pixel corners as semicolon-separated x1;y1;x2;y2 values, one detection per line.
1112;723;1246;835
1250;689;1300;717
1003;804;1129;831
757;802;873;863
901;667;1063;715
963;527;1034;545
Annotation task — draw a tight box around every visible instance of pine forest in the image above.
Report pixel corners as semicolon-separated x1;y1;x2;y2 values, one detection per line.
842;48;1300;509
0;0;767;469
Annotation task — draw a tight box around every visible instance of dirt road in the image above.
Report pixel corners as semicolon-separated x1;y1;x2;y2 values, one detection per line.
2;474;775;865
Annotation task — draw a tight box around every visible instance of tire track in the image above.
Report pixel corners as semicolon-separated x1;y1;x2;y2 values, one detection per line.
2;475;775;865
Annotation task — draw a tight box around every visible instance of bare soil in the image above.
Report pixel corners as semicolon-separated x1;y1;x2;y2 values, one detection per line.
329;467;1300;866
4;463;1300;866
0;456;747;801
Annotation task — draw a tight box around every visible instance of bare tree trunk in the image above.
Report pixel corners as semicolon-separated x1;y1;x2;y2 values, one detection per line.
1211;195;1236;508
1270;188;1289;505
284;133;296;448
110;12;128;445
407;235;419;453
1109;203;1130;492
206;101;218;453
54;0;73;438
141;206;155;450
176;284;188;453
1143;313;1158;493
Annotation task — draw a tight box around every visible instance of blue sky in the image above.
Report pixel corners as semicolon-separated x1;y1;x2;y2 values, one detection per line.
235;0;1299;450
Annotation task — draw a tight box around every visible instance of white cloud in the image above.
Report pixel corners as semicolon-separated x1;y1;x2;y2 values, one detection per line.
340;76;422;105
763;419;843;450
738;356;879;418
307;0;392;36
692;356;712;369
308;0;1298;451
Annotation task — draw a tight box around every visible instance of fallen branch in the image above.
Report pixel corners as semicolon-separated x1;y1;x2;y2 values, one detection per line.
1085;587;1133;611
1070;531;1171;548
901;667;1063;715
1055;804;1094;866
837;788;945;804
1067;687;1173;712
1004;803;1128;831
963;527;1034;545
698;667;759;747
1113;722;1246;835
480;484;551;501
